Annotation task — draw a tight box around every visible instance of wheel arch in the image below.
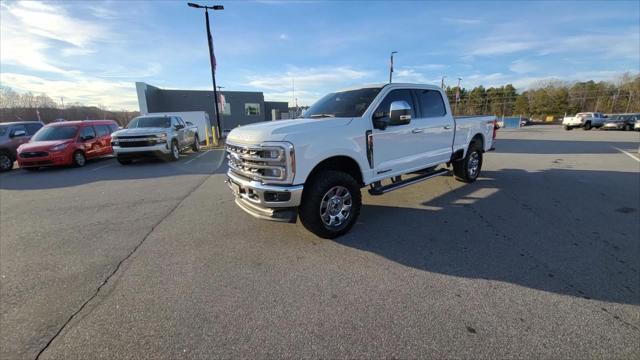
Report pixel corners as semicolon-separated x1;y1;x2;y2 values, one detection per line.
306;155;364;187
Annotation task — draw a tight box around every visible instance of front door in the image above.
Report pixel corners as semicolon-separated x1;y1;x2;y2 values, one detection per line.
79;126;98;158
371;89;428;180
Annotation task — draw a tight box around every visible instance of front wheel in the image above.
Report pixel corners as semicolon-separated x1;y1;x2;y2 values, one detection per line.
624;124;632;131
453;142;483;183
191;134;200;152
584;122;592;130
564;125;572;131
0;153;14;172
167;140;180;161
72;151;86;167
298;170;362;239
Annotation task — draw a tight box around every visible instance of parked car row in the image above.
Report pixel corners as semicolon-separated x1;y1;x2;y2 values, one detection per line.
562;112;640;131
0;115;201;172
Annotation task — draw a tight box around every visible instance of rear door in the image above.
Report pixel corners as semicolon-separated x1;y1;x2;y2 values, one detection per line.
412;89;454;165
371;89;426;178
94;125;111;155
170;117;185;147
79;126;99;158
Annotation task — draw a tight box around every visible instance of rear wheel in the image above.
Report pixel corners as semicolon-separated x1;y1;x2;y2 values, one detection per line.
298;170;362;239
72;151;86;167
0;153;14;172
584;122;592;130
624;124;632;131
564;126;572;131
453;142;483;183
191;134;200;152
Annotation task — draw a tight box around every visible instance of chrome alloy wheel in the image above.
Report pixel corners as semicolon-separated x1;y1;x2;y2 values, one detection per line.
468;151;480;178
319;185;352;228
74;152;86;166
172;142;180;159
0;154;12;171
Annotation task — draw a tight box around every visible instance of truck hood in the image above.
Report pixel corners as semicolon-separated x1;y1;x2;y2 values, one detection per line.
226;117;353;144
113;127;168;136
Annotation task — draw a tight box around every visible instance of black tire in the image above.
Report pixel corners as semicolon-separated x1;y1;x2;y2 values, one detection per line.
0;152;14;172
453;142;483;183
583;122;592;130
117;157;132;165
298;170;362;239
624;124;632;131
191;134;200;152
72;151;86;167
564;126;572;131
167;140;180;161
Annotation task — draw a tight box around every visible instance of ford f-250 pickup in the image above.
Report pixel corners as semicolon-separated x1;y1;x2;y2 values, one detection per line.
226;83;496;238
111;115;200;164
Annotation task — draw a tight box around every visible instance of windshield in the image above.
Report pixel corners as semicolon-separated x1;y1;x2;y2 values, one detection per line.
32;126;78;141
127;117;171;128
304;87;382;118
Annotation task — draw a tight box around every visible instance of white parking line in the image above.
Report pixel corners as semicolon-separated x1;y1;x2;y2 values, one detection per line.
184;150;211;165
612;146;640;163
91;163;116;171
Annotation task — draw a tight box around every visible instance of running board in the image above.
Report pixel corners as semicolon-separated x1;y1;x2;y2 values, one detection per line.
368;168;449;195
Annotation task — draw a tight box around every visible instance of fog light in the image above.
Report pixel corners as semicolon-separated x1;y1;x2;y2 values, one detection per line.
264;192;291;202
262;168;282;178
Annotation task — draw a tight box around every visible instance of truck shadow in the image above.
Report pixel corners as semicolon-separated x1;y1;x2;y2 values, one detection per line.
0;150;228;190
337;168;640;305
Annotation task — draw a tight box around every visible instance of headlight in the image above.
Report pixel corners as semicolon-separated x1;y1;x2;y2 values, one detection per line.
227;142;295;184
50;143;68;151
156;133;168;139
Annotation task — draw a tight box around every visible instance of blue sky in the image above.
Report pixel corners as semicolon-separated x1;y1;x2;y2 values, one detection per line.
1;0;638;110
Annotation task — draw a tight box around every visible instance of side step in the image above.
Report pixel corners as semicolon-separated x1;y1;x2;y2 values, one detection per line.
368;168;449;195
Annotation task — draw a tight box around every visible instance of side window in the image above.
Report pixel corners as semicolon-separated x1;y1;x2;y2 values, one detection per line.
415;89;447;118
95;125;109;137
80;126;96;140
25;123;43;135
170;117;180;127
373;89;415;121
10;125;27;137
176;117;186;126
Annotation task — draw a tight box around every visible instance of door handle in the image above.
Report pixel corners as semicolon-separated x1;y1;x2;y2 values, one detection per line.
411;128;423;134
443;125;452;130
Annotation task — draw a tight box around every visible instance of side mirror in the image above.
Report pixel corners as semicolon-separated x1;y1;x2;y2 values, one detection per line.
174;124;185;130
389;101;412;125
11;130;26;138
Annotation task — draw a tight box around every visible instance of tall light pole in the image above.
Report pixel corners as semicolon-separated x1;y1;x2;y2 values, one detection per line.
389;51;398;83
188;2;224;140
454;77;462;115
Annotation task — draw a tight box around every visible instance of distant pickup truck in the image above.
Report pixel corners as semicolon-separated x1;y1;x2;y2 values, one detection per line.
111;115;200;164
562;112;606;130
226;83;496;238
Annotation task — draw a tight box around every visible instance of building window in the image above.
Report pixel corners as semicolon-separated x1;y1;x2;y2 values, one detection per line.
218;103;231;115
245;103;260;116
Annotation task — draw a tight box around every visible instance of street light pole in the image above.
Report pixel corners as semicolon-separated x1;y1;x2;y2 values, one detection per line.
188;2;224;140
389;51;397;83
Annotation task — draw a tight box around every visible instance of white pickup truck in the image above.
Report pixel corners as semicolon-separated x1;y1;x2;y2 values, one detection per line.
562;112;607;130
226;83;496;238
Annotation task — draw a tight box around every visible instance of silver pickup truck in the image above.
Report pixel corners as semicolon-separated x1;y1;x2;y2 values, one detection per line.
111;115;199;164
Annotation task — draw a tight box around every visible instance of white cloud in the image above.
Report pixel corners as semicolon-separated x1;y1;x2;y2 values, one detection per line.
472;39;539;56
509;59;537;74
1;73;138;110
279;33;289;40
443;17;483;25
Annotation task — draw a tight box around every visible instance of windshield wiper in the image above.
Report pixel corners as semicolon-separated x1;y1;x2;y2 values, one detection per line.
309;114;335;118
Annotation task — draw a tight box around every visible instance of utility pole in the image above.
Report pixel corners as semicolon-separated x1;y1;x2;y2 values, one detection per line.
389;51;397;83
441;76;446;89
188;2;224;140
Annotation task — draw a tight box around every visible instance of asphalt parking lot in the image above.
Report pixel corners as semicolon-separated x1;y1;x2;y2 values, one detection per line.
1;126;639;359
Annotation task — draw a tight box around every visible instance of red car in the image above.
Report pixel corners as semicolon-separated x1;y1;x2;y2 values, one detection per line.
17;120;119;170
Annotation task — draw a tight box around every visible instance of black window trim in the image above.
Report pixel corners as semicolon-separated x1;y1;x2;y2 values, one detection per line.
413;88;448;119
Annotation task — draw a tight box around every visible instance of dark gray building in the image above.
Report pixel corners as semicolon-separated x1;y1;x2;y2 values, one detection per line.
136;82;289;133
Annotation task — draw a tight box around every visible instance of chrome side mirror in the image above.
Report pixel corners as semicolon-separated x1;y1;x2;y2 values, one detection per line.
389;101;412;125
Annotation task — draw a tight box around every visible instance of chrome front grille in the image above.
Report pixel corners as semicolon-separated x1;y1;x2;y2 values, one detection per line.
226;142;292;183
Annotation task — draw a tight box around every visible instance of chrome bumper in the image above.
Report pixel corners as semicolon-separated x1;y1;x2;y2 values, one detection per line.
113;143;170;155
226;171;304;222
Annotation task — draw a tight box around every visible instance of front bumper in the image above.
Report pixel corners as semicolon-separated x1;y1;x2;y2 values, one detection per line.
602;123;624;130
17;151;71;168
226;170;304;222
113;144;170;157
563;121;583;127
